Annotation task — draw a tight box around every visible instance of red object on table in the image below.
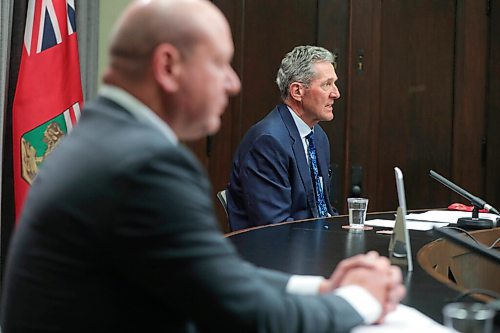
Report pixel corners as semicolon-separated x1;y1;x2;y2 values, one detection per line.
447;203;488;213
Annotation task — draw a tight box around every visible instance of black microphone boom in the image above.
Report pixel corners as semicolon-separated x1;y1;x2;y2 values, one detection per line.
429;170;500;215
429;170;499;230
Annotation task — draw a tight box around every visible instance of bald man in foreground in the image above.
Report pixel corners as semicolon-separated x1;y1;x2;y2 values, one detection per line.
0;1;405;332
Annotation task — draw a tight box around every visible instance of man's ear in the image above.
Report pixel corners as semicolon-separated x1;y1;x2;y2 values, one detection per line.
289;82;303;102
152;43;182;92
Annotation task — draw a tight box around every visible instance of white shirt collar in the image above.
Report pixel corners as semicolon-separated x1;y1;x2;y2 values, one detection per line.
99;84;178;145
287;105;313;137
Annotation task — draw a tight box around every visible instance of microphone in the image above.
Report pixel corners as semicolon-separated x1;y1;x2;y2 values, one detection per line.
429;170;499;215
429;170;498;230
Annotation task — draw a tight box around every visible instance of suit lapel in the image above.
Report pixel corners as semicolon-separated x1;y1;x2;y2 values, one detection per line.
277;105;318;218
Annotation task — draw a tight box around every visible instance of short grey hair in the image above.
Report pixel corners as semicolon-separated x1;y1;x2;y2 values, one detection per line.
276;45;334;100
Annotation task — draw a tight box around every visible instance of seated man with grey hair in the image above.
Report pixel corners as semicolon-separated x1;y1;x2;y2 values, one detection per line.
227;45;340;231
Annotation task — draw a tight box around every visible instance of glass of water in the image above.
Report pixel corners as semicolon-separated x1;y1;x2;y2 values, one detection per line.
346;198;369;230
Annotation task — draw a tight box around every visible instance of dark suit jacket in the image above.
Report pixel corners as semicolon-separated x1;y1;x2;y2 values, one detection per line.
227;104;335;231
1;97;361;333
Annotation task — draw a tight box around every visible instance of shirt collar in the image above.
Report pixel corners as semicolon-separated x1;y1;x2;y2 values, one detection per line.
287;105;313;138
99;84;178;145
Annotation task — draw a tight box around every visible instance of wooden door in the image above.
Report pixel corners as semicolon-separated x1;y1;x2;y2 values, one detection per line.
321;0;490;213
356;0;457;212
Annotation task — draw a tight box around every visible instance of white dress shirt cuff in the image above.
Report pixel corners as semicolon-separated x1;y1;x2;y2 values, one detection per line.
334;285;382;324
286;275;325;295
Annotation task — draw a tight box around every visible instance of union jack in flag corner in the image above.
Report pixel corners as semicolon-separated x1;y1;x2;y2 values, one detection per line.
12;0;83;219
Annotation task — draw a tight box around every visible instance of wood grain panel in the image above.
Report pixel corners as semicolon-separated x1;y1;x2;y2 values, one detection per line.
318;0;350;211
347;0;382;210
208;0;319;231
376;0;456;211
240;0;318;133
203;0;246;231
452;0;489;201
486;1;500;209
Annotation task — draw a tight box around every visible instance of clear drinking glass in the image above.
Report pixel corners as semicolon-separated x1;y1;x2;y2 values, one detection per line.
442;302;495;333
345;197;369;230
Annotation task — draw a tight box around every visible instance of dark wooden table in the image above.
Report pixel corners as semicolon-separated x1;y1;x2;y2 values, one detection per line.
227;212;472;324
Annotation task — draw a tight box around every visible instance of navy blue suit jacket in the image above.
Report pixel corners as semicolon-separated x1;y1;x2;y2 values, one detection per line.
227;104;336;231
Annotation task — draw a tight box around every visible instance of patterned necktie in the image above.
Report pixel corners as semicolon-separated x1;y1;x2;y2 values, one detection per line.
306;131;328;217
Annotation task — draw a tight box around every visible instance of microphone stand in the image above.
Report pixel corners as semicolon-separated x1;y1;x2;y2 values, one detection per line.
459;206;493;230
429;170;494;230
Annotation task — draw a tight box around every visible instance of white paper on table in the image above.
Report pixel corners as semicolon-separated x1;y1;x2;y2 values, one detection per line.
365;210;498;231
365;219;446;231
405;210;498;224
351;304;458;333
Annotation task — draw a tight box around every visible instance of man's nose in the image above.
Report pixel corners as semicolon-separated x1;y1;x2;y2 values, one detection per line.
226;67;241;96
331;85;340;99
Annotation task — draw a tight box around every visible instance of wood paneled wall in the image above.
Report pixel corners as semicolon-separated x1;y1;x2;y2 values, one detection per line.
452;0;489;201
186;0;498;231
486;0;500;211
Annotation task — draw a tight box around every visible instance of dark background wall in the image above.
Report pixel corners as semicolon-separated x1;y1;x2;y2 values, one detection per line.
188;0;499;231
486;0;500;216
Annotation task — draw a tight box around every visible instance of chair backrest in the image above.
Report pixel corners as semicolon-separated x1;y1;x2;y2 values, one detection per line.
217;189;228;217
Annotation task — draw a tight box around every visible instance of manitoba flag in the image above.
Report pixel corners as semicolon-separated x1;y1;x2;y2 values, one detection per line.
12;0;83;219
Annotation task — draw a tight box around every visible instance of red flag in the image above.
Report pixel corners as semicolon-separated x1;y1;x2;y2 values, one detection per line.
12;0;83;219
